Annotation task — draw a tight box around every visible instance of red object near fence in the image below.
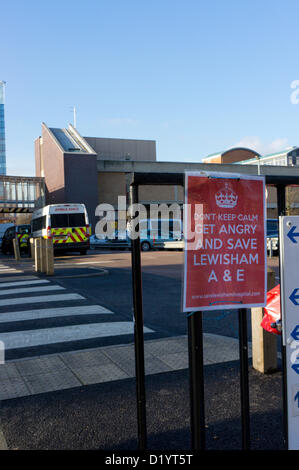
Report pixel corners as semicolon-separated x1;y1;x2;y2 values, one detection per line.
261;284;281;335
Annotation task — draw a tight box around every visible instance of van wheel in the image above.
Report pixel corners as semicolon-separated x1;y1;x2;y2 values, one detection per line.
141;241;151;252
79;249;87;255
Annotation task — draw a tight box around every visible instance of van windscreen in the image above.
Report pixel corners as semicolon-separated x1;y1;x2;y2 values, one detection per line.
51;213;85;228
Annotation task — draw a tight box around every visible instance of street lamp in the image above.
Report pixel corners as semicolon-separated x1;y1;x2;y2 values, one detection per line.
256;154;261;175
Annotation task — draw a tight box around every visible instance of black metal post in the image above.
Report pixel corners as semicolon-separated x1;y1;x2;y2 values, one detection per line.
129;184;147;451
276;184;288;449
238;308;250;450
188;311;206;450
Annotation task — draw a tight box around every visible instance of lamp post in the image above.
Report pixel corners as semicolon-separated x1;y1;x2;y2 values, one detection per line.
256;154;261;175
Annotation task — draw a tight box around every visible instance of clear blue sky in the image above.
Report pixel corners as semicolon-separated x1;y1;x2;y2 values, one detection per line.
2;0;299;175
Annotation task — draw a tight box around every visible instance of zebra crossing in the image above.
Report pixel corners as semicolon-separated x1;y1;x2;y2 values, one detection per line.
0;260;246;403
0;262;154;360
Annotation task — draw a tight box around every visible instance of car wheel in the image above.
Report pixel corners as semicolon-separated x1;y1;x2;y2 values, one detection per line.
141;241;151;252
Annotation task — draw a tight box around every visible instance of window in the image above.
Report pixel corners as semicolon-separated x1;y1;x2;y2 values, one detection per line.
32;216;46;232
68;213;85;227
51;214;68;228
6;227;15;238
267;219;278;236
50;213;86;228
18;225;31;235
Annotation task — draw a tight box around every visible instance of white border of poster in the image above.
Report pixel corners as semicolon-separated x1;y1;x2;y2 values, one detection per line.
183;170;267;312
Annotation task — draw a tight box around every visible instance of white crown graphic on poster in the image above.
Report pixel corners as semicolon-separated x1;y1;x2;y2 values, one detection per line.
215;183;238;208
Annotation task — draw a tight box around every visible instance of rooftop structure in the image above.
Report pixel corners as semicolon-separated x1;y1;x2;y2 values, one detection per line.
236;147;299;166
202;147;261;165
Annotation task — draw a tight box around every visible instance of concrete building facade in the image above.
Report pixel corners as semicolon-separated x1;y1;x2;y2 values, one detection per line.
35;124;161;229
35;123;299;231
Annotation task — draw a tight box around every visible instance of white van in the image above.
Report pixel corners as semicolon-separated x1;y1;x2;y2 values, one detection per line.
31;204;90;254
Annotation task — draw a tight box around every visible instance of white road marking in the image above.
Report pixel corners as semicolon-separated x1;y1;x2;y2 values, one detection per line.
0;285;64;296
0;322;154;350
0;265;20;269
0;305;113;323
0;276;39;283
0;293;84;307
54;261;116;266
0;268;22;272
0;280;50;288
75;261;115;265
0;270;23;274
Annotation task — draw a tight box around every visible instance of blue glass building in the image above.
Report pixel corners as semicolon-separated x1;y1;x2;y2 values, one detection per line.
0;81;7;175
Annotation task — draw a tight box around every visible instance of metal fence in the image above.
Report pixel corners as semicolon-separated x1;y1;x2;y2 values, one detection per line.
128;171;292;451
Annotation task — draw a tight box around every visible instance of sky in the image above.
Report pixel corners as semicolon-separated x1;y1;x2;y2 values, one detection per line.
2;0;299;175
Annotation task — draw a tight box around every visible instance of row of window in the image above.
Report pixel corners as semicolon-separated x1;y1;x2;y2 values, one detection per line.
50;213;86;228
32;213;86;231
257;155;299;167
262;157;287;166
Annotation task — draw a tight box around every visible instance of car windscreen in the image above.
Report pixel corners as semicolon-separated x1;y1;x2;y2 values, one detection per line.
51;213;86;228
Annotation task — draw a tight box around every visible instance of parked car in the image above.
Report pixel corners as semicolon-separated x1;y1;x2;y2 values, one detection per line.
1;224;31;254
139;229;183;252
90;229;183;252
0;223;14;248
266;218;279;254
90;231;130;250
267;218;279;237
128;218;183;251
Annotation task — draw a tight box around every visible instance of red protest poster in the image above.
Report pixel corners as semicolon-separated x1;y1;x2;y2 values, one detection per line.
183;171;267;312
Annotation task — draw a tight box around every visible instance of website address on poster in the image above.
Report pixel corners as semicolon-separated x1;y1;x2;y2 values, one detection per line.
192;292;261;299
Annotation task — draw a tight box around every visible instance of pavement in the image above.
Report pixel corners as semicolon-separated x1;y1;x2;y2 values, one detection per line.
0;253;286;451
0;256;255;402
0;333;253;402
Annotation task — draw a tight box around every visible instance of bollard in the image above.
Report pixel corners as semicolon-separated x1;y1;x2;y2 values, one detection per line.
251;268;277;374
34;238;41;272
40;238;47;273
13;238;20;261
30;238;35;260
45;238;54;275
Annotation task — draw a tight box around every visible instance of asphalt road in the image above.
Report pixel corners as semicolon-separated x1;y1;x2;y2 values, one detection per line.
0;359;285;451
50;249;280;343
0;249;280;359
0;249;284;451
